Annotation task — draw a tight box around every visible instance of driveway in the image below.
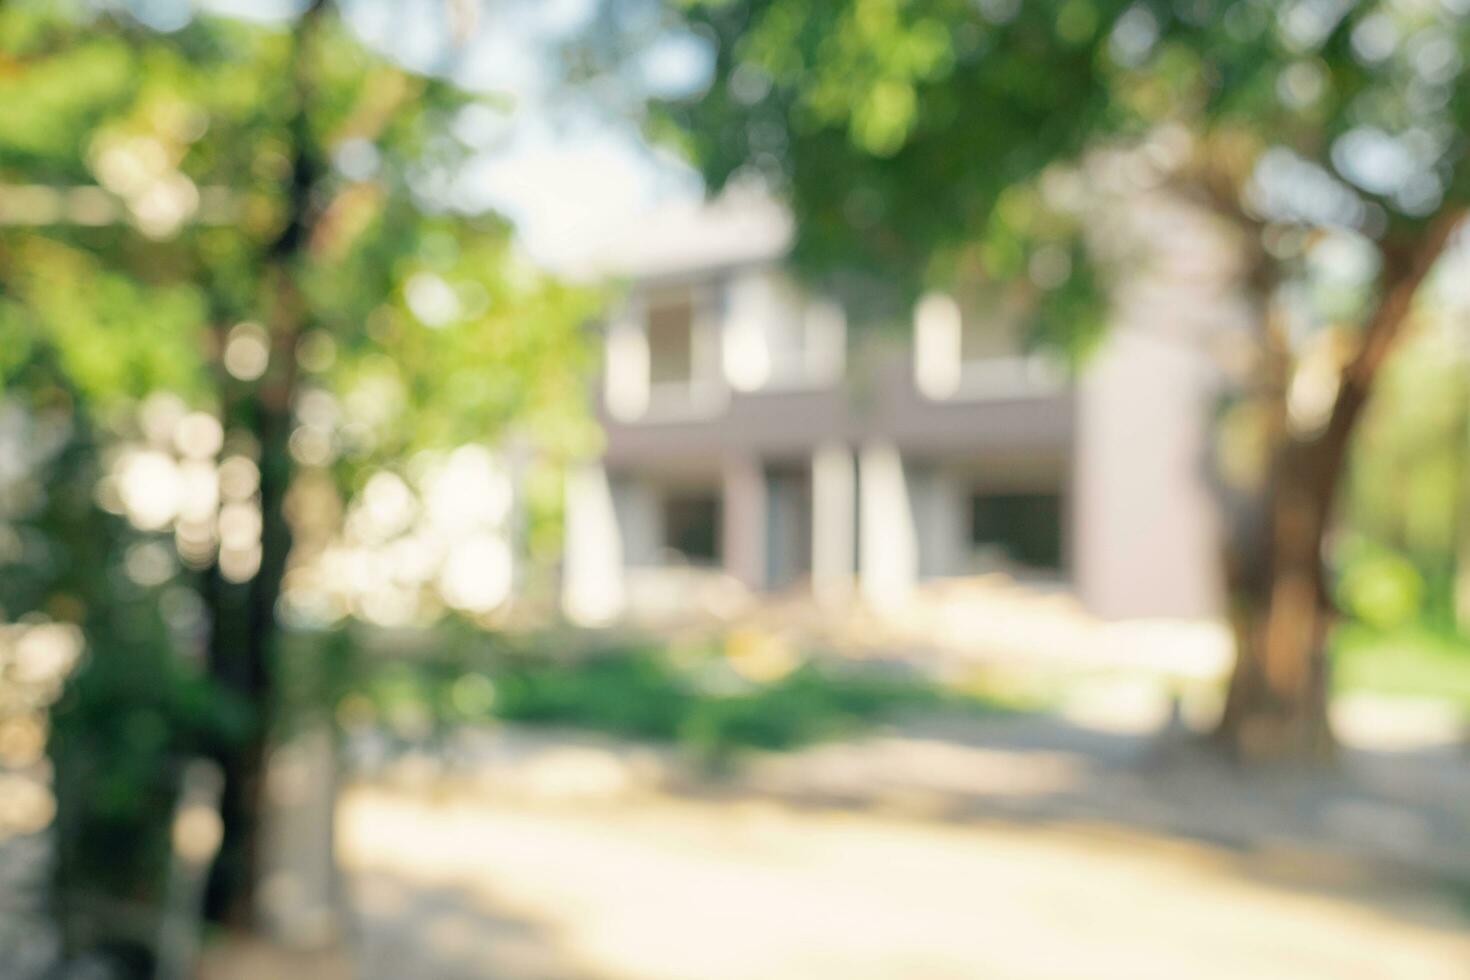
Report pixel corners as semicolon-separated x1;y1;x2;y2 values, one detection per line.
337;772;1470;979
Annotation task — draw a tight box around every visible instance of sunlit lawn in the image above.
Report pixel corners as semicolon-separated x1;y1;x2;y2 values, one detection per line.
318;631;1009;763
303;616;1470;770
1332;622;1470;710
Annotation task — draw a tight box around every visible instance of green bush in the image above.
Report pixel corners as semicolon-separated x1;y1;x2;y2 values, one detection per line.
48;598;246;967
493;649;690;740
1336;541;1425;631
336;632;987;761
1330;621;1470;709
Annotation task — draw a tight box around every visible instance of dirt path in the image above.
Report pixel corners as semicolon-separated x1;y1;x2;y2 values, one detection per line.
337;785;1470;980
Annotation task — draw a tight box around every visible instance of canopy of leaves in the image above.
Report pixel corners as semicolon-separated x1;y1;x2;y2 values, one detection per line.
660;0;1470;355
0;2;598;943
1;1;599;498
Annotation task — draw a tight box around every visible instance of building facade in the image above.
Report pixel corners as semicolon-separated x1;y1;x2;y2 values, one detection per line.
562;196;1225;627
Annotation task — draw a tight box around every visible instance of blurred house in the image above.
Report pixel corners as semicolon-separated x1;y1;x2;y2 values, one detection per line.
562;192;1226;630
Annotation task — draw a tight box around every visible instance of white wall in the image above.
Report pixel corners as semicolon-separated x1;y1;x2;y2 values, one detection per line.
1073;328;1224;620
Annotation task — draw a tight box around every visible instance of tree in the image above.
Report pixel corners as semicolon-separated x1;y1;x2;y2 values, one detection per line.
660;0;1469;761
1;0;594;957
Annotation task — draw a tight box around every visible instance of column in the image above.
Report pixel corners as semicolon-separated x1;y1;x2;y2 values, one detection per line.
859;442;919;609
811;443;856;603
562;462;626;625
722;454;767;590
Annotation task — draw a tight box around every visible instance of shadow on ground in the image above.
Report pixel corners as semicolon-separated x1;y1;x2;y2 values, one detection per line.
346;870;600;980
332;710;1470;979
701;711;1470;890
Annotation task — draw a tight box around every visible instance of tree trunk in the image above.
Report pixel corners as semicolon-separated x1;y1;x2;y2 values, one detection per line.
203;1;325;929
204;390;296;926
1216;441;1336;763
1214;211;1463;763
1454;355;1470;632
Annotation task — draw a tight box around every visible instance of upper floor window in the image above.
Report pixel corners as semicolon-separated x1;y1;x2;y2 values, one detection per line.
724;270;845;392
604;281;728;423
959;298;1023;362
914;291;1061;401
647;292;696;386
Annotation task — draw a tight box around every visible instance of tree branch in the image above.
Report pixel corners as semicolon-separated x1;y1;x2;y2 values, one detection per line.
1326;212;1464;442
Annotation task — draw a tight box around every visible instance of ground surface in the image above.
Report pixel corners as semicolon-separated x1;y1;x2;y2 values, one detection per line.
332;711;1470;980
338;788;1470;980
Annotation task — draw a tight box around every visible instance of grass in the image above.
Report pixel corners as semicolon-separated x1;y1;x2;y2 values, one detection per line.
301;619;1470;762
1331;621;1470;710
331;634;1003;761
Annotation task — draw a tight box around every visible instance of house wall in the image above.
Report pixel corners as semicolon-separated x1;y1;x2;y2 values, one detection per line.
570;250;1226;625
1072;327;1225;620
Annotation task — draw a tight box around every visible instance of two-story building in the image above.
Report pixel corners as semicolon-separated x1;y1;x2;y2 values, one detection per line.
562;192;1227;629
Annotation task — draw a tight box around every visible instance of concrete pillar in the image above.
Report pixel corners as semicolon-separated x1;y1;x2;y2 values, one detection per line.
811;443;856;603
722;455;767;589
562;462;625;625
604;305;649;422
859;442;918;609
1073;328;1222;619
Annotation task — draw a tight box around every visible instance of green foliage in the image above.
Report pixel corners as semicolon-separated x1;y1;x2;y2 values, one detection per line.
1335;536;1425;631
661;0;1470;357
1;343;244;963
1341;318;1470;626
493;649;693;740
49;600;247;909
334;630;991;763
677;662;947;756
1331;621;1470;710
0;2;596;961
659;0;1144;347
0;28;136;175
1;238;211;407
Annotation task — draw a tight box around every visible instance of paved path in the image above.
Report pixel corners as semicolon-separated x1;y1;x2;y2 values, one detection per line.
337;782;1470;980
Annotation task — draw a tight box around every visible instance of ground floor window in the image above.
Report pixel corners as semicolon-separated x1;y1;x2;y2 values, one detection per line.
969;491;1063;573
662;492;721;565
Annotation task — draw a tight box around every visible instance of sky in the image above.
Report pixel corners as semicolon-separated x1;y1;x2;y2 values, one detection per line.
175;0;714;275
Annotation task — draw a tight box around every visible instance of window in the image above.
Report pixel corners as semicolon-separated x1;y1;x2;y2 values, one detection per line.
765;279;844;388
765;467;812;588
662;492;721;565
960;308;1022;363
957;289;1025;364
970;491;1063;572
647;294;695;386
915;292;1047;400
